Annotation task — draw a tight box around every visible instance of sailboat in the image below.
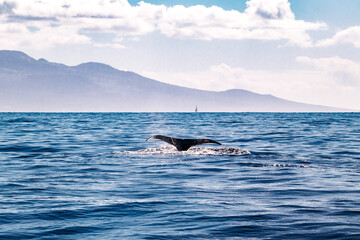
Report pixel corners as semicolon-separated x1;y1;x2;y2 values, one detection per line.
195;105;198;112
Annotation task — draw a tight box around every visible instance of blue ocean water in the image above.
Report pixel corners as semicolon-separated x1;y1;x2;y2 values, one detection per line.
0;112;359;239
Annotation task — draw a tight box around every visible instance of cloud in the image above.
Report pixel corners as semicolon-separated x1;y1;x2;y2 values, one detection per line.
316;25;360;48
143;58;360;109
245;0;295;19
0;20;91;49
297;56;360;72
154;0;325;46
0;1;15;14
0;0;326;49
297;56;360;87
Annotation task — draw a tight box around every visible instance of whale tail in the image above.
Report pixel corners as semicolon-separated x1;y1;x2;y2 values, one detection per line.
146;135;221;151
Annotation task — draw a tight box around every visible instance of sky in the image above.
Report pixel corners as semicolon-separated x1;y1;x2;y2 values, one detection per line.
1;0;360;109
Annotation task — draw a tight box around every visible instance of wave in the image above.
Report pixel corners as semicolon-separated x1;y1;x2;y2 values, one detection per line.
0;144;60;153
120;146;250;156
5;117;37;123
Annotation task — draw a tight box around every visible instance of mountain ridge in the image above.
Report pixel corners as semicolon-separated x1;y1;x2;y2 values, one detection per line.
0;50;349;112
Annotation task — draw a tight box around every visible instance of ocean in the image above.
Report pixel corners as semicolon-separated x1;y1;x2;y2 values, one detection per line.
0;112;359;239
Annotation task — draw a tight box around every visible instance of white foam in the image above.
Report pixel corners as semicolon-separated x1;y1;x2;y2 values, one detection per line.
119;146;250;156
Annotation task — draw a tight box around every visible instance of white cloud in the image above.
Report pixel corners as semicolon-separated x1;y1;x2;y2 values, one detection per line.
297;56;360;87
0;0;326;49
316;25;360;48
245;0;295;19
143;58;360;109
155;0;325;46
0;21;91;49
297;56;360;73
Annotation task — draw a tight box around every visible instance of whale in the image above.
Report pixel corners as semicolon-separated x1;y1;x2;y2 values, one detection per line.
146;135;221;151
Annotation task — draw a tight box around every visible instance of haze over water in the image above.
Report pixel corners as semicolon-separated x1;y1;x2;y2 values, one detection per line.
1;112;360;239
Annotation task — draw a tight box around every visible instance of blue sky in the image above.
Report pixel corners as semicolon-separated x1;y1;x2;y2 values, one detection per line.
1;0;359;109
127;0;247;11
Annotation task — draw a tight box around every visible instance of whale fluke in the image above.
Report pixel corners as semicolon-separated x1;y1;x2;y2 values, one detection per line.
146;135;221;151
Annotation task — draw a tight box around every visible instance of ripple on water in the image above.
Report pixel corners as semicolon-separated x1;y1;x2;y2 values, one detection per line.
0;112;360;239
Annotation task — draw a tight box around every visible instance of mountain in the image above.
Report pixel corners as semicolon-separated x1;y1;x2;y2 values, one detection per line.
0;50;347;112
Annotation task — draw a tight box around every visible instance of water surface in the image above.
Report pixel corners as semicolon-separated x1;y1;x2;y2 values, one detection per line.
0;113;359;239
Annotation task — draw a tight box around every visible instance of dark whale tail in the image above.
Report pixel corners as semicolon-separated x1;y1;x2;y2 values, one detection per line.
146;135;221;151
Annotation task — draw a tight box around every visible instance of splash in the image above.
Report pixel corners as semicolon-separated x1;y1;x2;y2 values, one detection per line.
120;146;250;156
